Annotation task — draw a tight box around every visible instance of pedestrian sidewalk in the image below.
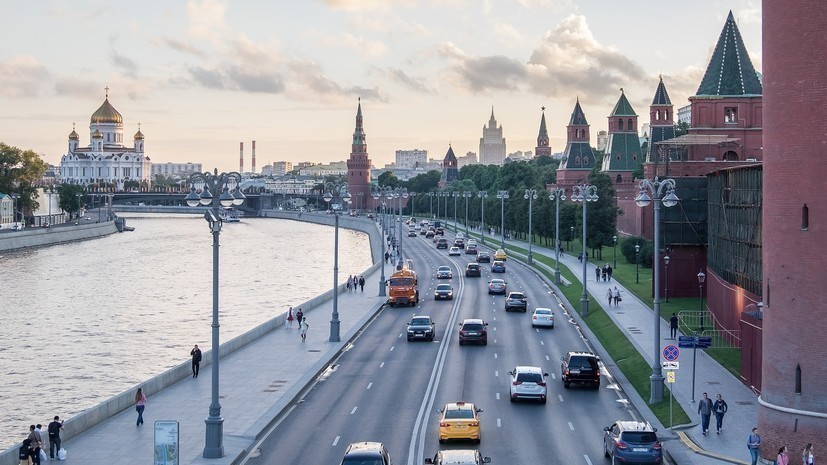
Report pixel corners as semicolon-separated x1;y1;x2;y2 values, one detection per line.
55;260;394;465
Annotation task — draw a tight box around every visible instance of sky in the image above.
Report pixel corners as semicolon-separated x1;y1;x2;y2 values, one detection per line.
0;0;762;173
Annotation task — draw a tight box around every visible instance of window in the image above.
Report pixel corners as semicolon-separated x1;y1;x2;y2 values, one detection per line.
618;119;624;131
795;364;802;394
802;204;809;230
723;151;739;161
628;119;634;130
725;107;738;123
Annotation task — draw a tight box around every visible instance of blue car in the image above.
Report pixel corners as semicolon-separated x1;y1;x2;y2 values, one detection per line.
603;421;662;464
491;261;506;273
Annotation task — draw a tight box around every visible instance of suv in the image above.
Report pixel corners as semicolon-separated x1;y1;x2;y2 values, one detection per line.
603;421;661;464
458;319;488;345
465;263;481;277
407;316;435;341
504;292;527;312
340;442;393;465
560;351;601;389
436;238;449;249
425;450;491;465
508;366;549;403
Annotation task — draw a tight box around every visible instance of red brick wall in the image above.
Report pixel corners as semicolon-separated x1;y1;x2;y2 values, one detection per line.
760;0;827;455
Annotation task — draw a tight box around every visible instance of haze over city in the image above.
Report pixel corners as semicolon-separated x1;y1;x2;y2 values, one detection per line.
0;0;761;171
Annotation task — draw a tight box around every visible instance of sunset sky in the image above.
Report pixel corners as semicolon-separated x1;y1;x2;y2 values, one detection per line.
0;0;762;172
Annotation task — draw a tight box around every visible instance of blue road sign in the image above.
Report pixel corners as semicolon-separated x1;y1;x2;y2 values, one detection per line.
662;344;680;361
678;336;712;349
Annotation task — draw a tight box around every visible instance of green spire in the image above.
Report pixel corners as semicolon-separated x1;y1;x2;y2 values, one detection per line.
652;76;672;105
696;11;762;96
569;98;588;126
610;89;637;116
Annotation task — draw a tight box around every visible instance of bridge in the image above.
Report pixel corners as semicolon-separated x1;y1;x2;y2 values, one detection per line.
107;191;329;214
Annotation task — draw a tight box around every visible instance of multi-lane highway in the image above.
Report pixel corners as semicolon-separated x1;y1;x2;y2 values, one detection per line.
245;224;644;465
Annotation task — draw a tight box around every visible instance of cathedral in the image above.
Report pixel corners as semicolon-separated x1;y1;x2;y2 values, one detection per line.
59;89;152;190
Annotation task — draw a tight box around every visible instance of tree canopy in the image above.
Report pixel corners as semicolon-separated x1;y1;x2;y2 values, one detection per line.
0;142;48;214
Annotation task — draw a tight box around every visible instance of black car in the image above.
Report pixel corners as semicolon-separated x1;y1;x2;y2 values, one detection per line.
434;283;454;300
340;442;393;465
476;251;491;263
561;351;601;389
407;315;435;342
504;292;528;312
458;319;488;345
465;263;482;277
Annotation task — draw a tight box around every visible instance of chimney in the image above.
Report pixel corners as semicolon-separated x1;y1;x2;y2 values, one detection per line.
252;140;256;174
239;142;244;173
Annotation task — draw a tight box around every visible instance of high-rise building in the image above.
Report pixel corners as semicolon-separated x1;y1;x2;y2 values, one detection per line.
479;108;506;165
395;149;428;169
596;130;608;152
151;162;202;176
272;161;293;175
457;152;477;168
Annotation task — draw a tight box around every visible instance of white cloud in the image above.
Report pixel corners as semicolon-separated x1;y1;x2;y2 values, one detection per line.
0;55;50;98
186;0;228;43
342;33;388;59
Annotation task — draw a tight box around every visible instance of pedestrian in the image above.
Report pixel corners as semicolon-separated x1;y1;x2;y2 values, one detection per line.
713;393;728;433
27;425;42;465
698;392;713;435
295;308;303;328
802;443;814;465
19;437;32;465
300;318;309;342
612;286;621;306
346;277;352;292
190;344;202;378
606;288;613;307
135;387;147;427
595;266;601;281
359;275;365;292
578;251;582;262
777;447;790;465
602;264;608;282
747;427;761;465
287;306;294;329
384;251;390;263
670;313;679;339
47;416;63;460
607;264;613;281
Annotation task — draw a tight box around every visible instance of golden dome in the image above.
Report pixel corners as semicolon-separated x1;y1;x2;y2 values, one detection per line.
134;129;144;140
90;97;123;124
69;129;79;140
92;128;103;139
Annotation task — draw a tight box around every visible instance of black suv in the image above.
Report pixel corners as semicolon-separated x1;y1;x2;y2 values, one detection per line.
407;315;435;342
560;351;601;389
340;442;393;465
465;263;482;277
458;319;488;346
504;292;528;312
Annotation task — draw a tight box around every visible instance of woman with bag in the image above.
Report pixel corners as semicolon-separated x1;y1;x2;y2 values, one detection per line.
135;387;147;427
802;443;814;465
287;306;294;329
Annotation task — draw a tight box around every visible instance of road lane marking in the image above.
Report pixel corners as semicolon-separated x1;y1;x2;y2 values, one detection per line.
399;333;403;338
351;407;358;414
390;346;395;351
545;355;550;361
568;421;575;430
497;418;502;428
367;382;372;390
496;393;500;400
584;455;593;465
333;436;340;446
494;353;498;359
558;394;564;402
551;373;556;379
380;362;385;368
495;370;499;377
540;340;545;345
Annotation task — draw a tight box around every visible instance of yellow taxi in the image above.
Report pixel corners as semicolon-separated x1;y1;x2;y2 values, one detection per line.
438;402;482;443
494;249;508;261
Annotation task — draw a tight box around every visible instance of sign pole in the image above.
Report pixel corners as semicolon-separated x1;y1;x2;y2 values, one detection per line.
691;331;698;403
670;386;673;429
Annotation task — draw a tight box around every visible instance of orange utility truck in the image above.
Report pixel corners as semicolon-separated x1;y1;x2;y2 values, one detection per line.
387;264;419;307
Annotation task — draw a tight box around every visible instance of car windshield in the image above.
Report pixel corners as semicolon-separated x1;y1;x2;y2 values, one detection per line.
444;409;475;419
516;372;543;383
462;323;484;331
438;267;450;271
410;318;431;326
341;459;384;465
389;278;413;286
509;293;525;299
569;356;597;370
621;432;658;444
467;264;479;269
436;284;452;291
535;309;552;315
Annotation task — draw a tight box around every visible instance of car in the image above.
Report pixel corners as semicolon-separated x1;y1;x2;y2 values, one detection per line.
494;249;508;261
458;319;488;345
448;247;461;256
437;266;453;279
425;230;434;238
476;251;491;263
491;261;506;273
456;232;465;239
487;279;507;295
436;238;449;249
425;450;491;465
409;230;418;237
367;213;374;219
531;308;555;328
465;263;481;277
407;315;435;342
420;228;427;235
438;402;482;443
453;238;465;248
603;421;662;465
435;283;454;300
561;351;601;389
467;239;477;246
465;244;478;254
340;441;393;465
508;366;549;403
436;227;445;235
504;292;527;312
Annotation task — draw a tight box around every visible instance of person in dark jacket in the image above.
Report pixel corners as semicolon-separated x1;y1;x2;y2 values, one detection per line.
190;344;202;378
713;393;729;434
697;392;713;435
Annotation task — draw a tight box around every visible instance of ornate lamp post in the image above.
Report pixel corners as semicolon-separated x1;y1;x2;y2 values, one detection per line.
571;183;598;317
548;188;566;284
496;190;509;248
664;254;671;302
323;183;351;342
698;270;706;330
443;191;450;226
183;169;246;458
452;191;459;232
569;226;574;251
524;189;538;264
478;191;488;244
463;191;472;235
635;176;679;404
428;192;434;219
9;193;20;229
372;188;388;297
635;243;640;283
613;235;618;269
75;193;84;225
356;192;364;212
392;188;408;267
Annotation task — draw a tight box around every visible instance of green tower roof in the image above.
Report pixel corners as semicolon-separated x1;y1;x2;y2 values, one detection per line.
610;89;637;116
652;76;672;105
696;11;762;96
569;99;589;126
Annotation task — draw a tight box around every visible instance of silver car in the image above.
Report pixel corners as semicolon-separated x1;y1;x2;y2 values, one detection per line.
531;308;555;328
436;266;453;279
508;366;549;403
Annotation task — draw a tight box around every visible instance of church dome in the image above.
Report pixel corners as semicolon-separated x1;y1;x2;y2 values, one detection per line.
92;128;103;139
69;129;79;140
134;129;144;140
90;98;123;124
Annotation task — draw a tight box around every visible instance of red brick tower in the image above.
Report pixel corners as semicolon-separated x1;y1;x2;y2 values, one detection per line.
347;98;372;210
554;98;596;190
759;0;827;457
534;107;551;158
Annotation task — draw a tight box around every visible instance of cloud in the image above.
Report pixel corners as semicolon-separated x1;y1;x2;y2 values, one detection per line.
189;66;226;89
438;42;527;93
54;78;101;98
186;0;228;43
323;0;415;11
0;55;51;97
225;67;285;93
155;36;207;57
110;49;139;78
342;33;388;60
379;67;434;94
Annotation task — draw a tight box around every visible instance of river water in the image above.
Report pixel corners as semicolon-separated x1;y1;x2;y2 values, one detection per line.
0;214;371;450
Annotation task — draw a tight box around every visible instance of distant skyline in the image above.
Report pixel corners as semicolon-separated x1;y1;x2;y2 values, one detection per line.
0;1;762;172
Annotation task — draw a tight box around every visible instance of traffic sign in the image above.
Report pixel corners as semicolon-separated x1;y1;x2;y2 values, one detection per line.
666;371;676;383
662;344;680;361
662;361;679;370
678;336;712;348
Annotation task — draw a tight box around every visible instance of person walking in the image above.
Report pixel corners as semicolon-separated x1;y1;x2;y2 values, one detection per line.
346;277;352;292
713;393;728;433
384;251;390;263
612;286;621;306
747;427;761;465
295;308;303;328
607;264;613;281
698;392;713;435
135;387;147;427
777;447;790;465
47;416;63;460
606;288;613;307
287;306;294;329
595;266;601;281
190;344;202;378
670;313;679;339
300;318;309;342
359;275;365;292
802;443;814;465
27;425;42;465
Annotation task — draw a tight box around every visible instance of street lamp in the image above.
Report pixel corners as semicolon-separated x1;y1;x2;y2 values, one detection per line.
75;193;84;225
569;226;574;251
635;243;640;283
571;183;598;317
323;182;351;342
496;190;509;248
452;191;459;232
612;235;618;269
428;192;434;219
635;176;679;404
698;270;706;330
478;191;488;244
664;254;671;302
392;187;408;267
10;193;20;229
463;191;472;236
443;191;450;226
549;188;566;284
373;188;389;297
356;192;364;212
184;168;245;458
524;189;538;264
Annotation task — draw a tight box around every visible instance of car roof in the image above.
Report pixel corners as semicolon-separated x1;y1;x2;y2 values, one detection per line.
438;449;480;463
344;441;386;456
477;250;489;254
492;260;504;264
507;291;524;296
566;350;596;357
438;265;451;269
489;278;505;283
615;420;656;432
411;315;432;321
436;283;452;288
514;365;543;373
534;307;553;312
461;318;484;325
466;263;479;267
444;401;477;410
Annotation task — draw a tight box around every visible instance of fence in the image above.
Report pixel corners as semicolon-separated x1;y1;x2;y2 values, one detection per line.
678;310;741;349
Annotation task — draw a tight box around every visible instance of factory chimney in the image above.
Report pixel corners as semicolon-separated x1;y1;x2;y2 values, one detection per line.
252;140;256;174
239;142;244;173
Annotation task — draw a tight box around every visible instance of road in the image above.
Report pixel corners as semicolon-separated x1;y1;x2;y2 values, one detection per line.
243;224;645;465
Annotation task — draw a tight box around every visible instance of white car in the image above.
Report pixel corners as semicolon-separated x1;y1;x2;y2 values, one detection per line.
448;247;461;256
508;366;549;403
531;307;555;328
467;239;477;246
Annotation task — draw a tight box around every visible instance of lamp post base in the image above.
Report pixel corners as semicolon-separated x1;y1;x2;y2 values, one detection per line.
203;417;225;458
330;318;341;342
554;269;561;285
649;373;665;403
580;296;589;317
527;251;533;265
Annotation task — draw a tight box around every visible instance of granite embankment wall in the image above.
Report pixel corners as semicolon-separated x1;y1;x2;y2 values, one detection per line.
0;221;118;253
0;212;381;463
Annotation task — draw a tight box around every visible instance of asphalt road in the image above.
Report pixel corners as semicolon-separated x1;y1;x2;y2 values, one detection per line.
243;225;645;465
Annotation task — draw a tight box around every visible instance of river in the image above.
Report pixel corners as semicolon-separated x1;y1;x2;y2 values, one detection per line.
0;214;372;450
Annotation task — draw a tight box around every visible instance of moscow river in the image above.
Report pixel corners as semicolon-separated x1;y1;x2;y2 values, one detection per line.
0;214;372;450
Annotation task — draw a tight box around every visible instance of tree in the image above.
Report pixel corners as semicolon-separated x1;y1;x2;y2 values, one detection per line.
377;171;401;188
674;121;689;137
403;170;440;194
0;142;48;215
58;184;85;215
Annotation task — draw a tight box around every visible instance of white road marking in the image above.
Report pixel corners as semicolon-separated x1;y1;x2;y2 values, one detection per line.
495;370;499;377
568;421;575;430
558;394;564;402
497;418;502;428
367;382;372;390
333;436;340;446
551;373;556;379
584;454;593;465
351;407;358;414
380;362;385;368
540;340;545;345
399;333;403;338
494;353;498;359
496;393;500;400
545;355;550;361
390;346;395;351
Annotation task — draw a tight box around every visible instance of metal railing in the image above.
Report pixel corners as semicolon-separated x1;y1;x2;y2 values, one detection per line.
677;310;742;349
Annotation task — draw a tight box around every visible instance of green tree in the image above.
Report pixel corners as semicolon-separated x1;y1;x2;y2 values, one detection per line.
0;142;48;215
377;171;401;188
58;184;86;215
403;170;440;193
674;121;689;137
